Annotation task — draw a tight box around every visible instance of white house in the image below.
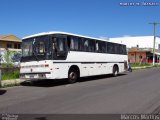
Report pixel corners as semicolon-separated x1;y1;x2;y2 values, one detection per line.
109;36;160;50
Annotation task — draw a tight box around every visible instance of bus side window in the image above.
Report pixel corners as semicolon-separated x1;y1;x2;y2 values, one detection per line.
107;42;114;54
52;37;57;50
96;41;99;52
69;37;79;51
98;41;102;53
70;37;74;50
39;41;45;53
105;42;107;53
67;36;71;50
84;39;89;52
53;37;65;52
96;41;101;53
78;37;82;51
114;44;118;54
58;38;65;51
122;45;127;55
119;45;123;54
98;41;106;53
74;38;79;50
101;41;106;53
112;43;116;54
89;40;95;52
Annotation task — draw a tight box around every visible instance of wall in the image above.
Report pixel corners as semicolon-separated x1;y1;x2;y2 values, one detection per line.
128;52;147;63
0;41;7;49
0;41;21;49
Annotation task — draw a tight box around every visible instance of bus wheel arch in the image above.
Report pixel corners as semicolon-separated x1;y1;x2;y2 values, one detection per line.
68;65;80;83
112;64;119;77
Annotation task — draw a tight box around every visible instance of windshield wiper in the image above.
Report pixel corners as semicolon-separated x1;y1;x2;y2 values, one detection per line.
32;50;39;61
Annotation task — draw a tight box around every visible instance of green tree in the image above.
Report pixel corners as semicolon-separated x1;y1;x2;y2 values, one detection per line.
3;49;14;67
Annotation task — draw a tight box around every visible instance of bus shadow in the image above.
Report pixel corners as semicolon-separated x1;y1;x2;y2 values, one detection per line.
20;74;127;88
78;74;126;83
20;79;67;87
0;89;7;95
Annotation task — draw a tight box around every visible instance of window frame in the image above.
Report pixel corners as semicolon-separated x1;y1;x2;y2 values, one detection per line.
7;43;12;48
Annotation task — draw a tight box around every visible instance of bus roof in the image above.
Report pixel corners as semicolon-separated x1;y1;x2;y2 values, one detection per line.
23;31;109;42
23;31;126;46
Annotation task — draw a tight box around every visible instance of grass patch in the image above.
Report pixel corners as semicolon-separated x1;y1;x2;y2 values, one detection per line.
2;70;19;80
131;63;152;67
1;63;14;68
154;64;160;67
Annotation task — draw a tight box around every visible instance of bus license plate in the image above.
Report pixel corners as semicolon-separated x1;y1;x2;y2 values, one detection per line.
30;75;35;78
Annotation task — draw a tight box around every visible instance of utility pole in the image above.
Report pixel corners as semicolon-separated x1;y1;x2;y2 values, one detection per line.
149;22;160;65
0;50;1;84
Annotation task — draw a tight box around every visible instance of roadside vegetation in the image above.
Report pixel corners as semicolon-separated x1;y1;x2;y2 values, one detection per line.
154;64;160;67
2;68;19;80
131;63;152;67
0;49;21;80
131;63;160;70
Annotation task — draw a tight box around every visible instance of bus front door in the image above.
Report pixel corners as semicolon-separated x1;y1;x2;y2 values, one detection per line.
52;36;68;60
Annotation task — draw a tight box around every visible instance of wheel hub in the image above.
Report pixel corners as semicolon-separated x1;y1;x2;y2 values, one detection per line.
70;72;76;80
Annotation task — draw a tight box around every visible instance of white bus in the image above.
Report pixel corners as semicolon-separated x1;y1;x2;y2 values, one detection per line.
20;32;128;83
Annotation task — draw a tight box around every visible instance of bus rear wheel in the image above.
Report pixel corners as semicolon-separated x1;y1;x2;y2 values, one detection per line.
113;65;119;77
68;69;78;84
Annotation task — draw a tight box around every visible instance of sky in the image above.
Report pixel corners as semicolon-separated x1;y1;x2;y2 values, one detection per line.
0;0;160;38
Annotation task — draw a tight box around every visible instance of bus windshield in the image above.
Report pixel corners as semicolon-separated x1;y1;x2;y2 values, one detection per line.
22;41;33;57
21;35;50;62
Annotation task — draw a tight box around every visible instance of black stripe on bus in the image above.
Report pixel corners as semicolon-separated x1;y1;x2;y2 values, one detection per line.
53;62;125;64
21;72;51;75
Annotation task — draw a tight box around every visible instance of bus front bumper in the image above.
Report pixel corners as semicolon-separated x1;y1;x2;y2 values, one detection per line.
20;72;51;80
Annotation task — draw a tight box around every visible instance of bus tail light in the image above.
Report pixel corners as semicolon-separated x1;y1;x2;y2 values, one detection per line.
45;64;49;67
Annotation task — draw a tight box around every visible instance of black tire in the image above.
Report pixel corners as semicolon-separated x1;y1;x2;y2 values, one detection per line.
113;66;118;77
68;69;78;84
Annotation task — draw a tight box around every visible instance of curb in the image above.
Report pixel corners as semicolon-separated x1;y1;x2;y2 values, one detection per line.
0;79;24;87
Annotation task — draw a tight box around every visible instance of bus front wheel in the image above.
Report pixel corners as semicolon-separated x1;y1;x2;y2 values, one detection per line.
68;69;78;84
